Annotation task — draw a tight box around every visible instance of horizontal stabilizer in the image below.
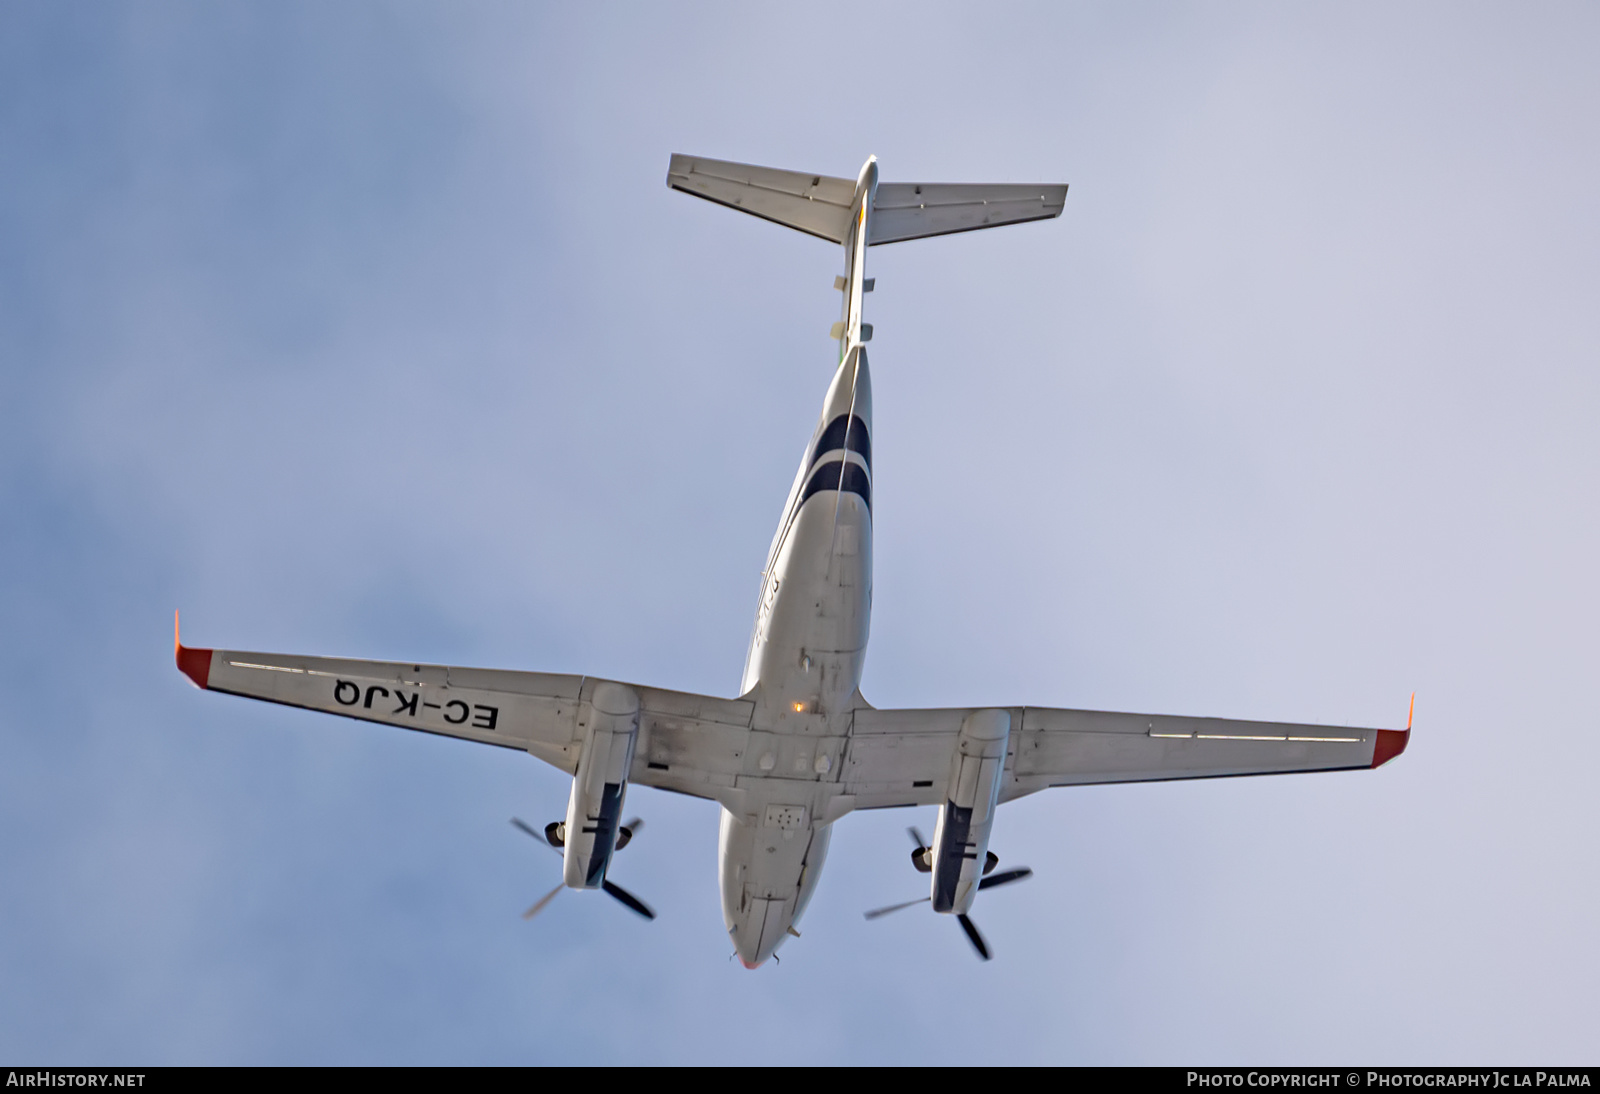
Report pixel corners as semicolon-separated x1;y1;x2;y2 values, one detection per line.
868;183;1067;245
667;154;857;244
668;155;1068;248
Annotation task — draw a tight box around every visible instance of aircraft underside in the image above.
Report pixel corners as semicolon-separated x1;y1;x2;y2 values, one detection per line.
720;342;873;966
173;152;1408;968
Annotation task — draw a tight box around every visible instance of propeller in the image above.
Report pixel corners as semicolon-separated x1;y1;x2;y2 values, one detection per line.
863;879;1026;954
957;914;990;960
864;895;928;920
510;816;656;921
522;882;563;921
865;828;1033;959
980;867;1033;890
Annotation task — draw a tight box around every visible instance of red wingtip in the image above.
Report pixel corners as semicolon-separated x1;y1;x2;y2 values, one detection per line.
1370;692;1416;768
174;610;213;689
1371;699;1412;770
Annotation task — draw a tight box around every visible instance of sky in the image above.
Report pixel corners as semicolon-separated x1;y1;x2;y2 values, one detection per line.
2;1;1598;1065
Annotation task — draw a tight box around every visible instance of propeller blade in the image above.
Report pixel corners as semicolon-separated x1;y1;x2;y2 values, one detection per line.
622;817;644;837
864;896;930;921
521;882;564;921
510;816;541;840
979;867;1033;891
602;879;656;920
956;913;991;960
906;826;927;849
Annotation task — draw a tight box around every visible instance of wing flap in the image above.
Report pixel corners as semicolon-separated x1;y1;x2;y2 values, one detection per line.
843;707;963;808
630;685;754;802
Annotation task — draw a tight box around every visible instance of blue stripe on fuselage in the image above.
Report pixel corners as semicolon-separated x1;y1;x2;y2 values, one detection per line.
800;460;871;512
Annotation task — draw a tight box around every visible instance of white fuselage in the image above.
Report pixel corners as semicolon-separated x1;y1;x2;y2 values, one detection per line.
718;346;874;967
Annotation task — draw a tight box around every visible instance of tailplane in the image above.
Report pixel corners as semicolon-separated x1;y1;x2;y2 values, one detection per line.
667;154;1066;359
666;154;1066;245
667;154;859;243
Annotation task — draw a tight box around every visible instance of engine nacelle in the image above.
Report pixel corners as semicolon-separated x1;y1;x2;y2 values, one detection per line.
563;682;640;890
930;708;1011;914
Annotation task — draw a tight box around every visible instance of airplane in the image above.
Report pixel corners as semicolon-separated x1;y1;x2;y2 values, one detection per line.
174;153;1410;968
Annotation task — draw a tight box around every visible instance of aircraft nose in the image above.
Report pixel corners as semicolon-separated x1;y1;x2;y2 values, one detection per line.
731;924;768;969
730;897;787;968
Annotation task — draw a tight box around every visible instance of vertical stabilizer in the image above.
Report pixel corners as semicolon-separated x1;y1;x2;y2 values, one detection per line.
832;157;878;361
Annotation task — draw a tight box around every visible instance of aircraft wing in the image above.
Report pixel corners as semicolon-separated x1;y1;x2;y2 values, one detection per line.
176;623;755;798
842;705;1409;810
177;635;588;763
177;625;1406;812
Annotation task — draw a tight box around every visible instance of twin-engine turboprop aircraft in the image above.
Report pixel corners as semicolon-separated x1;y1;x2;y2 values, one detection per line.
175;154;1410;967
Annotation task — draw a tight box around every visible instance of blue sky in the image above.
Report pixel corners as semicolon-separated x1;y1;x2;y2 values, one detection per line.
3;2;1598;1063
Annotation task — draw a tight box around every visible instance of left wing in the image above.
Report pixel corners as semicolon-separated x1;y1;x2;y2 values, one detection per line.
843;704;1409;810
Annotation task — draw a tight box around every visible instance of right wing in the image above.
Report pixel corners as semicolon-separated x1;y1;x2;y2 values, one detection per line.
843;704;1409;810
